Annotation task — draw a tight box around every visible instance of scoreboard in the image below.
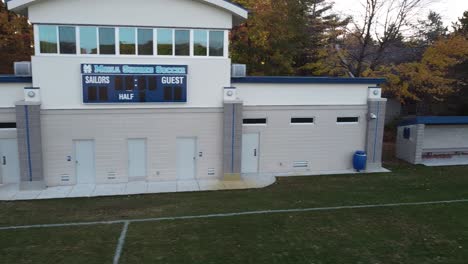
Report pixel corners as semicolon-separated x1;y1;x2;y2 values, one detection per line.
81;64;188;103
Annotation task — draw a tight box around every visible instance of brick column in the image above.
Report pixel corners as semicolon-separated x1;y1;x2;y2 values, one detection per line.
365;98;387;170
223;101;243;181
15;101;45;190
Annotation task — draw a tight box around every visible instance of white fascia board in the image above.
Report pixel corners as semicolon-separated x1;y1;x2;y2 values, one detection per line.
7;0;248;20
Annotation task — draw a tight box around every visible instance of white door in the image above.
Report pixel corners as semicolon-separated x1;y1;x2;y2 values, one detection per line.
75;140;95;184
0;139;20;184
176;138;196;180
128;139;147;178
242;133;259;173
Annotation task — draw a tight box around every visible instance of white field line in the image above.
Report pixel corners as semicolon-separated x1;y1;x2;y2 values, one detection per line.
113;221;130;264
1;199;468;231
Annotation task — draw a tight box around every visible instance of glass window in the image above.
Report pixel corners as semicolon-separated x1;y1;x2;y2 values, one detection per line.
119;28;136;55
138;29;153;55
157;29;173;55
175;30;190;56
80;27;98;54
193;30;207;56
99;27;116;55
38;25;58;54
209;31;224;57
337;117;359;123
58;26;76;54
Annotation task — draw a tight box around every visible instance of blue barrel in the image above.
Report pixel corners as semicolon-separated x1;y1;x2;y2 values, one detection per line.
353;151;367;172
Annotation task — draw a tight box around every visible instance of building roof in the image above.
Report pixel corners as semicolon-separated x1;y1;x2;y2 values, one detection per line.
6;0;248;19
399;116;468;126
0;75;33;83
231;76;386;85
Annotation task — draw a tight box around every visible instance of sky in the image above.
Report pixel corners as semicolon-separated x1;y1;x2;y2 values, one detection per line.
332;0;468;27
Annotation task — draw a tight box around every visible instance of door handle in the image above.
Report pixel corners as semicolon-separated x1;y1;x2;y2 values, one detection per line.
2;156;6;165
254;149;257;157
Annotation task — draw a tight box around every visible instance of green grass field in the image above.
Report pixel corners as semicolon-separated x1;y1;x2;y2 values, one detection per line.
1;161;468;263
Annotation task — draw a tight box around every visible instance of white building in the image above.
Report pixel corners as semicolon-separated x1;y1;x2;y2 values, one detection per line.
0;0;387;198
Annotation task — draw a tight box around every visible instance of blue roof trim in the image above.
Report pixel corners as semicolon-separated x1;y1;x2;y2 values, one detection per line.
399;116;468;126
231;76;386;85
0;75;33;83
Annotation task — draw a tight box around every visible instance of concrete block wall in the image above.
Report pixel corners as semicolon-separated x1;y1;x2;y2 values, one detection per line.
223;102;243;179
396;124;425;164
365;99;387;170
15;102;45;189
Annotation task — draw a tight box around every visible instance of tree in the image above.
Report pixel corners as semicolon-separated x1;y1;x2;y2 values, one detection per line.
0;1;33;74
453;10;468;35
230;0;310;76
368;35;468;112
416;11;448;45
340;0;430;77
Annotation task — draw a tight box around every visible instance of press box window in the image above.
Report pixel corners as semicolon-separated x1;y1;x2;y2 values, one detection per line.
157;29;173;55
59;26;76;54
80;27;98;54
99;27;116;55
175;30;190;56
119;28;136;55
291;118;314;124
138;29;153;55
243;118;267;125
0;123;16;129
337;117;359;123
38;25;58;54
209;31;224;57
194;30;208;56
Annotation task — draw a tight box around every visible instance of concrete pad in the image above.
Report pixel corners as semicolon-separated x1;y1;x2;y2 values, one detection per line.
37;186;73;200
198;180;225;191
68;184;96;198
12;190;41;201
0;184;19;201
222;181;248;190
177;180;200;192
147;181;177;194
93;184;127;197
422;156;468;167
125;181;148;195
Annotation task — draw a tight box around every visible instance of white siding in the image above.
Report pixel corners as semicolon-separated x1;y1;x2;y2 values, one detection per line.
423;125;468;151
41;109;223;186
242;106;368;174
236;83;370;106
28;0;233;29
0;83;30;108
31;56;231;109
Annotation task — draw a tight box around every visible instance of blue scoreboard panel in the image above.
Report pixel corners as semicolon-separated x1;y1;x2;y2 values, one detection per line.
81;64;188;103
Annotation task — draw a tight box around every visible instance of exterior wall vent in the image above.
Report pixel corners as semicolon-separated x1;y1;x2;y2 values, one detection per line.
293;161;309;168
14;61;32;76
231;64;247;78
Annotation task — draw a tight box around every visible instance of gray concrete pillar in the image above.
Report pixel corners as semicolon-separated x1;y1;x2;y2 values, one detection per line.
366;98;387;170
223;101;243;181
15;101;45;190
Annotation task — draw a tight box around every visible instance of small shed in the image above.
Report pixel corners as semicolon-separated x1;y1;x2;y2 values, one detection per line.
396;116;468;166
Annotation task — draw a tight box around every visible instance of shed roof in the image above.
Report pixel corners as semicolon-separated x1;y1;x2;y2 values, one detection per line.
231;76;386;85
399;116;468;126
